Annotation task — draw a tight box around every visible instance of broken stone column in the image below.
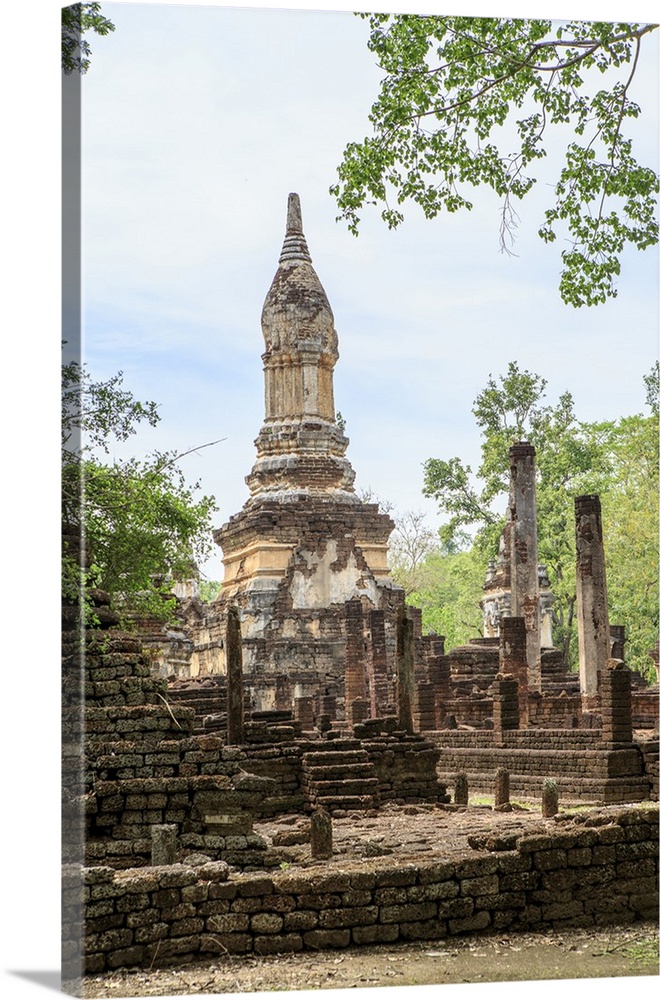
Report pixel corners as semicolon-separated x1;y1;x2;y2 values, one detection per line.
274;673;292;712
367;609;390;717
396;606;415;733
151;824;177;866
454;772;469;806
427;653;451;728
575;494;610;699
344;598;368;721
226;605;244;745
600;659;633;745
541;778;559;817
413;682;436;732
293;696;315;731
610;625;626;662
509;442;541;692
498;616;528;728
318;693;337;721
494;768;510;810
492;674;519;745
310;808;333;859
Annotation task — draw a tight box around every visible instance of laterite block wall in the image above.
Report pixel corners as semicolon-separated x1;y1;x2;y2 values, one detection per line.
64;807;658;975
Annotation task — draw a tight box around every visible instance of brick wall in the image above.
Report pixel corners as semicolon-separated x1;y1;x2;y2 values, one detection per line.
66;806;658;974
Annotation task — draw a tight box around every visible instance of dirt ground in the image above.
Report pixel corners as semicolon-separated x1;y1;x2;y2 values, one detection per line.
80;923;658;996
79;800;659;998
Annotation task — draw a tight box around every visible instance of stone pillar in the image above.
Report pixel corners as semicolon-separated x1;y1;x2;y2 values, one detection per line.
492;674;519;745
575;494;610;698
454;772;469;806
610;625;626;662
318;693;337;721
498;616;528;727
396;606;415;733
310;809;333;859
600;659;633;745
367;609;389;718
413;682;436;732
274;673;292;712
509;442;541;692
428;653;451;728
151;824;177;866
541;778;559;817
226;605;244;745
344;599;368;721
293;696;315;731
494;768;510;810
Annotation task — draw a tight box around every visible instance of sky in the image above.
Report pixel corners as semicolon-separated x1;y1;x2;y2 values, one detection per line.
73;0;660;583
1;3;658;998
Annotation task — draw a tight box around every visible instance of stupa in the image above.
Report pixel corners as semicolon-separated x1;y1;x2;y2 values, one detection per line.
211;194;403;709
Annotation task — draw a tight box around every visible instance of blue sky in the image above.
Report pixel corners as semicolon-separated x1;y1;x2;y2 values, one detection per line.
69;1;660;583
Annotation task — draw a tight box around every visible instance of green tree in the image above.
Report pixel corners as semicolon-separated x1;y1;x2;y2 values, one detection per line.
421;362;658;676
404;546;486;650
598;413;659;675
388;509;440;594
198;580;222;603
332;15;659;306
62;3;115;75
62;359;219;623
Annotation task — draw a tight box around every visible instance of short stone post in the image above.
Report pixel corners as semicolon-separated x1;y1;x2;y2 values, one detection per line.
499;616;528;728
494;768;510;810
151;823;177;866
368;609;390;717
541;778;559;817
396;606;415;733
454;772;469;806
310;808;333;859
575;494;610;700
509;442;541;692
226;605;244;745
600;659;633;745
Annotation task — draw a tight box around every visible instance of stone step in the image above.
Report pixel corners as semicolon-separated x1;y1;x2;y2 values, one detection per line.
303;763;376;781
301;750;369;767
307;778;379;796
314;794;377;811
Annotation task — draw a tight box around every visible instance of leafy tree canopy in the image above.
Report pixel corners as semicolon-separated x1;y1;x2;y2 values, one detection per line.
421;362;658;675
405;547;486;652
332;15;659;306
62;2;115;75
62;359;219;623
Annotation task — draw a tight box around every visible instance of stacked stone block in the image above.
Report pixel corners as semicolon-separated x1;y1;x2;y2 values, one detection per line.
368;609;391;718
600;660;633;746
300;743;380;813
412;682;436;733
492;675;520;744
431;728;651;803
499;617;528;727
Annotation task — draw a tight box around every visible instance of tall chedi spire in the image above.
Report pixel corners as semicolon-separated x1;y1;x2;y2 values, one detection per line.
210;193;401;708
246;193;356;498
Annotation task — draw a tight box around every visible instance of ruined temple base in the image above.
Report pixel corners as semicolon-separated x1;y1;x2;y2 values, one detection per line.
429;729;654;804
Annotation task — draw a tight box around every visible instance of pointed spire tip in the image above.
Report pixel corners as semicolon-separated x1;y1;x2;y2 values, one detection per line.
287;193;303;234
